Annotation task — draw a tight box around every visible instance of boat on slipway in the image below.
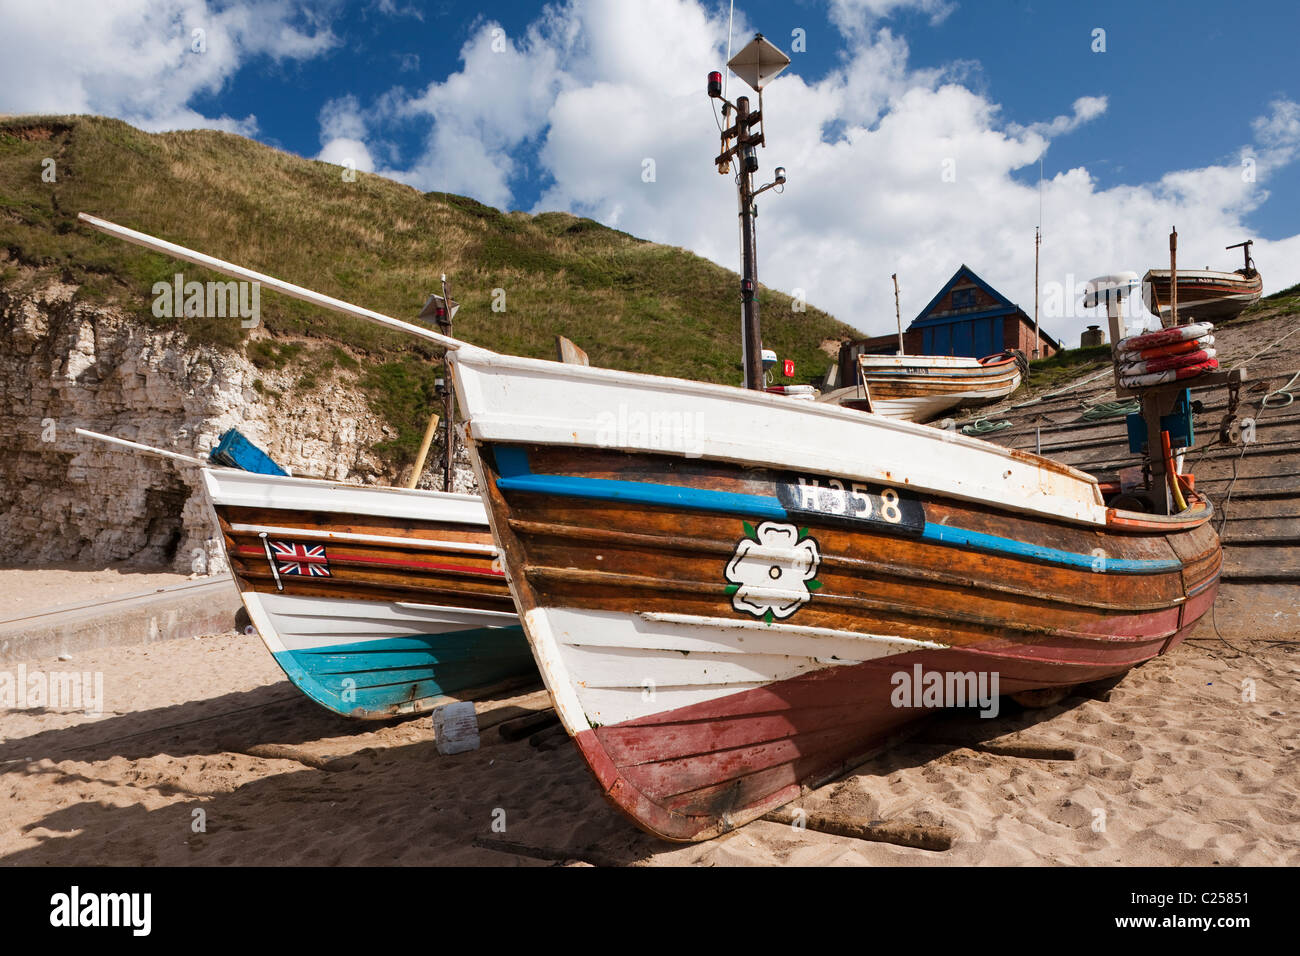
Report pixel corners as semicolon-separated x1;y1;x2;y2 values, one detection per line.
1142;240;1262;324
820;350;1026;422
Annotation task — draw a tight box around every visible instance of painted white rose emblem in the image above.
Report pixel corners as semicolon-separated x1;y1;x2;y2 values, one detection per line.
724;521;822;623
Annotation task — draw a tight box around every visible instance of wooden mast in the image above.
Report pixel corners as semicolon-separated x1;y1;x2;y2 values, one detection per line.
1169;227;1179;326
892;273;904;355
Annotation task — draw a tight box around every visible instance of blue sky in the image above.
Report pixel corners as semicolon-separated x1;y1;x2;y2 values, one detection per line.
176;0;1300;238
2;0;1297;339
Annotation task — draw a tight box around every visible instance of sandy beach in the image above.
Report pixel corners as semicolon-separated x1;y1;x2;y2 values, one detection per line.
1;572;1294;867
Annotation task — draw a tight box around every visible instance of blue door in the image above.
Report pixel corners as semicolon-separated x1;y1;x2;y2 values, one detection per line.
952;322;974;357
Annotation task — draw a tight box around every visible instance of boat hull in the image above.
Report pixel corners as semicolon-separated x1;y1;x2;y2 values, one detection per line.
1142;269;1262;323
204;469;532;718
823;353;1024;422
450;346;1220;841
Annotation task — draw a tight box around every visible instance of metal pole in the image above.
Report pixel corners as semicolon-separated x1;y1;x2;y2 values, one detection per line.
1033;226;1041;358
892;273;904;355
736;95;763;391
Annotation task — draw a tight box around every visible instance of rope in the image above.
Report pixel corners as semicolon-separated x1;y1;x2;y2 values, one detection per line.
1261;370;1300;408
1038;365;1114;399
961;418;1011;436
1081;399;1139;420
1201;401;1281;668
1229;323;1300;370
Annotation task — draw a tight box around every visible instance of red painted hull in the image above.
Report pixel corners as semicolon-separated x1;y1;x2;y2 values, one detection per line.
570;578;1215;841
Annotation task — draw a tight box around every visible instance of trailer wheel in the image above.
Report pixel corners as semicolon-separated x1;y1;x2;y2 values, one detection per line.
235;607;255;635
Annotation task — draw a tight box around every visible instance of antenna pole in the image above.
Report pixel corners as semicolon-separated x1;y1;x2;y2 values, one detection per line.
724;0;735;100
1033;226;1041;359
439;273;456;492
710;33;790;391
892;273;904;355
736;95;763;391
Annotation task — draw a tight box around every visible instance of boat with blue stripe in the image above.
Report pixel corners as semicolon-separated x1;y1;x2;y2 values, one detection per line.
205;468;534;719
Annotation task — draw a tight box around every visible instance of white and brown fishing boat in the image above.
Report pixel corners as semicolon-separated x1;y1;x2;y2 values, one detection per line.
74;426;531;720
74;36;1225;841
1142;240;1262;323
819;349;1026;422
205;468;532;718
77;212;1222;842
448;345;1219;840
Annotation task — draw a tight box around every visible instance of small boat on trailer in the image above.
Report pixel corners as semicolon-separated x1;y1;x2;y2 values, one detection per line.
1142;240;1262;324
203;464;533;719
820;349;1026;423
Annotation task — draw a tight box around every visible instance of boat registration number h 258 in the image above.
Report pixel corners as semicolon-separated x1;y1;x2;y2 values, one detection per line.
777;476;925;534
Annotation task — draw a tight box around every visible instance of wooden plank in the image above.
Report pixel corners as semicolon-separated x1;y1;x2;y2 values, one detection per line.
763;807;954;851
1220;518;1300;544
497;709;560;741
1217;498;1300;519
556;335;590;366
1223;545;1300;580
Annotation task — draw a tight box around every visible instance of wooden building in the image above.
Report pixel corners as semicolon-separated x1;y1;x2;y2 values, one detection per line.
836;265;1059;385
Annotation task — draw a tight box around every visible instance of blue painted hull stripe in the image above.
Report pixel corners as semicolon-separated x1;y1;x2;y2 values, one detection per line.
492;445;1181;575
270;624;533;717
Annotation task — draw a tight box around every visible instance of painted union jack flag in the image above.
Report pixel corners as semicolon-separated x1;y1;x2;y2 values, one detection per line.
271;542;331;577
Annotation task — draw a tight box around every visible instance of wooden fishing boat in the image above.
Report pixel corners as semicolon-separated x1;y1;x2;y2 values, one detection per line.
449;346;1221;840
72;208;1220;840
1142;241;1262;325
1142;269;1261;323
204;468;533;718
819;350;1025;422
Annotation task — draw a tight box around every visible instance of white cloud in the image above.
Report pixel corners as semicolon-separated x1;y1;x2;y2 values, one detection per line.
348;0;1298;347
0;0;336;133
1013;95;1108;140
374;15;568;207
7;0;1297;348
828;0;957;36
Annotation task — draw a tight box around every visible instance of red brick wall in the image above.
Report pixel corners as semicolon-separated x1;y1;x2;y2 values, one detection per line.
1007;315;1056;358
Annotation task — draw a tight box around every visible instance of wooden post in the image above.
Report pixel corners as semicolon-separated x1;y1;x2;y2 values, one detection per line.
405;412;440;489
892;273;904;355
1106;293;1125;395
1169;227;1179;326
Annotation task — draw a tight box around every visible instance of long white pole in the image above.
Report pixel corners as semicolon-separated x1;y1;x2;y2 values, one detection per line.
75;427;206;466
76;213;463;352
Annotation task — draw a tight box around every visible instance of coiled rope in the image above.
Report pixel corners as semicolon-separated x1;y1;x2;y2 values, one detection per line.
1262;370;1300;408
961;418;1012;436
1081;399;1140;420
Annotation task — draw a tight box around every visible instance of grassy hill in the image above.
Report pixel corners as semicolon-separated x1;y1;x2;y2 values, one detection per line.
0;114;857;462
